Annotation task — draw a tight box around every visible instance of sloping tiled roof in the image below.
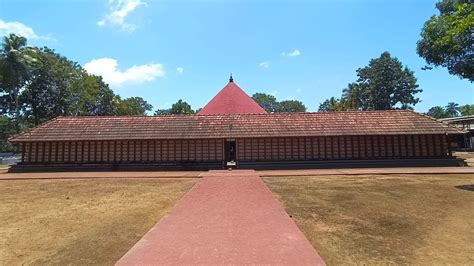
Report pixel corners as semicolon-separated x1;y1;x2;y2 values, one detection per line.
9;111;464;142
198;81;267;115
439;115;474;123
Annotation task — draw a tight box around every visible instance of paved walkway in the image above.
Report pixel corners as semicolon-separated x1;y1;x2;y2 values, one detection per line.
1;167;472;181
116;170;325;265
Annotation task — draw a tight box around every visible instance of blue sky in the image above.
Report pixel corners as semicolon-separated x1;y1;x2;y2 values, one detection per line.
0;0;472;112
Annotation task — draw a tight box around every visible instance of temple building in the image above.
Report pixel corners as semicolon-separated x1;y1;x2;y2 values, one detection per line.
9;77;466;171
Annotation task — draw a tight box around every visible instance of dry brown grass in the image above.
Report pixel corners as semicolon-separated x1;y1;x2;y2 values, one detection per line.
0;164;9;173
0;178;197;265
264;174;474;265
454;151;474;166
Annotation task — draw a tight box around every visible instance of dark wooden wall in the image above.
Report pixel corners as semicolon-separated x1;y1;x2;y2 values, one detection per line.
237;134;448;161
21;139;224;164
18;134;449;165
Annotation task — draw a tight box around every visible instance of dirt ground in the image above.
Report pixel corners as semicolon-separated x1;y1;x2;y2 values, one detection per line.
264;174;474;265
0;178;197;265
0;164;9;173
454;151;474;166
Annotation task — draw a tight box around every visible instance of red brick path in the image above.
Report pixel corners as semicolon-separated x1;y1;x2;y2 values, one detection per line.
116;170;325;265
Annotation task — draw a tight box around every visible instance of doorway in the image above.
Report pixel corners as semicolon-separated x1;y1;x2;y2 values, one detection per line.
225;139;237;166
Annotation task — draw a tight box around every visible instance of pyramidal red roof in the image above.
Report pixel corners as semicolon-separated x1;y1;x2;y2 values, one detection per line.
198;78;267;115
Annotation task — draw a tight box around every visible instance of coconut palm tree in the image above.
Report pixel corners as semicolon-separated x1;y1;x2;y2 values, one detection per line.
445;102;460;117
0;34;37;132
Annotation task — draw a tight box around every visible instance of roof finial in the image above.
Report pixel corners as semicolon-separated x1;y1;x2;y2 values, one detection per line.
229;73;234;83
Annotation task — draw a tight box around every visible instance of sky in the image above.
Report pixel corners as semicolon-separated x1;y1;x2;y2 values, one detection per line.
0;0;472;113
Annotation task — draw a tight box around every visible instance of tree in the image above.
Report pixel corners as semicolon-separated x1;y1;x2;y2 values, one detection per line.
154;99;195;115
426;103;473;119
344;52;421;110
0;34;159;151
459;104;474;116
341;83;362;110
252;93;278;112
169;99;194;114
445;102;460;117
74;74;117;116
417;0;473;81
22;48;118;124
0;116;16;152
154;109;171;115
426;106;449;119
116;96;153;115
318;97;346;112
252;93;307;113
0;34;37;131
276;100;306;112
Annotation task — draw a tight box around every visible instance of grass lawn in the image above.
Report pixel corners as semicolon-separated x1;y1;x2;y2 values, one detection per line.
0;178;197;265
264;174;474;265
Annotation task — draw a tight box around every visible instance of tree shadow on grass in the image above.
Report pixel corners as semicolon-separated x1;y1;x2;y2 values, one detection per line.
455;184;474;192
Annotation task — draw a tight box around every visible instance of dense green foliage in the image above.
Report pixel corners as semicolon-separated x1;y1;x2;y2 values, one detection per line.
0;34;36;131
426;103;474;119
21;48;120;124
170;99;195;114
116;96;152;115
459;104;474;116
154;99;196;115
251;93;279;112
0;116;16;152
277;100;306;112
318;97;346;112
252;93;306;112
417;0;473;81
319;52;421;111
0;34;154;151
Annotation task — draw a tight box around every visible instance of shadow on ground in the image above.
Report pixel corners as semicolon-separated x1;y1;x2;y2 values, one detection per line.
455;184;474;192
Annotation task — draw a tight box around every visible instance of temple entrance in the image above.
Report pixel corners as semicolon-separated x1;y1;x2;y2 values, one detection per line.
225;139;237;167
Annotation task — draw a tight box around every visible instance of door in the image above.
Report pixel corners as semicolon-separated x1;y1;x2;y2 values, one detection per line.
225;139;237;166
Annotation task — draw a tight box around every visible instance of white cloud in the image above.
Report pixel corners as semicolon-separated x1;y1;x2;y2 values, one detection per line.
84;57;165;87
176;67;184;74
296;88;302;93
0;19;56;42
97;0;147;32
0;19;38;39
281;49;301;57
258;61;270;69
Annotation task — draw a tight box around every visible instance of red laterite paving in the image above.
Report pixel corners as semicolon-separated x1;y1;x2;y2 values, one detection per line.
116;170;325;265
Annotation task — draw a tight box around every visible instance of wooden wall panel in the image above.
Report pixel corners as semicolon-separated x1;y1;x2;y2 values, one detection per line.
346;137;352;159
83;141;88;162
426;135;434;157
235;134;450;162
57;142;63;162
434;135;442;157
23;142;31;163
379;136;386;157
18;134;450;165
31;142;37;163
393;136;400;157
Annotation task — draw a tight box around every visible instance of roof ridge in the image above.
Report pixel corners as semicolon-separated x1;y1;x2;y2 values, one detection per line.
23;110;428;119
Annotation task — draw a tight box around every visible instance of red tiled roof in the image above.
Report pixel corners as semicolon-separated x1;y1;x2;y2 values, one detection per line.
198;81;267;115
9;111;464;142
